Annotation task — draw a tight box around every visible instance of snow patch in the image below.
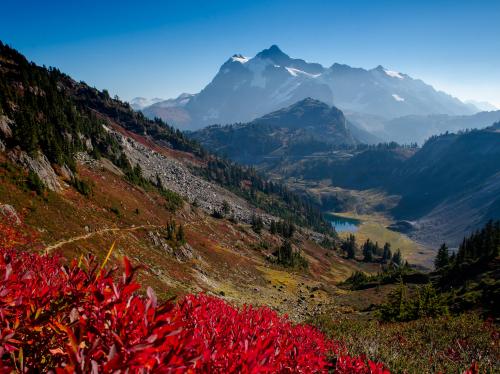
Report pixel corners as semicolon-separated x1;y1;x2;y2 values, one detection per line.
231;55;249;64
385;69;404;79
392;94;405;102
285;67;321;78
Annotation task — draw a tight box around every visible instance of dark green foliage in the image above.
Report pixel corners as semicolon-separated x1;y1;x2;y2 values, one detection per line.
382;242;392;263
211;210;224;219
251;214;264;234
70;177;92;197
26;170;45;195
320;236;336;250
456;220;500;264
124;164;148;188
341;234;357;259
435;220;500;317
160;188;184;212
109;206;121;216
269;220;295;238
221;200;231;215
165;221;176;240
392;249;402;266
362;244;373;262
342;263;427;290
199;158;333;235
378;281;448;322
438;220;500;285
434;243;450;270
164;220;187;246
342;271;370;289
176;224;185;244
153;173;184;212
270;221;277;235
362;239;381;262
272;240;308;269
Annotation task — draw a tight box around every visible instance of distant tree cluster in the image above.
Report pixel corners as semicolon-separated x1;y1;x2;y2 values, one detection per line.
435;220;500;272
378;282;448;322
269;220;295;238
165;220;185;244
202;158;333;235
342;235;402;265
341;234;357;259
432;220;500;317
251;214;264;233
272;240;308;269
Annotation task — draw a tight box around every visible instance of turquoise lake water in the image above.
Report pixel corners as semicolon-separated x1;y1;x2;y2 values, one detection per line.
325;213;361;233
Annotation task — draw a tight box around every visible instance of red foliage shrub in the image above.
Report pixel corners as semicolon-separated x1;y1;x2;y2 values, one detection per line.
0;221;390;373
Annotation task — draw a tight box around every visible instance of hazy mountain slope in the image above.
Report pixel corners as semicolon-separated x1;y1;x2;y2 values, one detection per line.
381;110;500;144
346;120;382;144
190;98;357;164
143;45;475;130
391;126;500;221
465;99;498;112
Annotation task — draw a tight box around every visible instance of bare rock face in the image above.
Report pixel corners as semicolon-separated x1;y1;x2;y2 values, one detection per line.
9;149;62;192
175;243;195;262
0;204;21;225
0;139;5;152
0;115;13;139
58;164;75;181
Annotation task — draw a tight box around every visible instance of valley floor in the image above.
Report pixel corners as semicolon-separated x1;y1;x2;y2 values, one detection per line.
333;212;435;269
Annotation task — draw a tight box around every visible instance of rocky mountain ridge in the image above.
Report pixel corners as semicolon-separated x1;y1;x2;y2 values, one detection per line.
143;45;477;130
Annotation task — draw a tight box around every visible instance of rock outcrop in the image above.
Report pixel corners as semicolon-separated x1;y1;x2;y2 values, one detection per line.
8;149;62;192
0;204;21;225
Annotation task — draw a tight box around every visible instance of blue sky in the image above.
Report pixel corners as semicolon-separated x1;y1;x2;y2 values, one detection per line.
2;0;499;107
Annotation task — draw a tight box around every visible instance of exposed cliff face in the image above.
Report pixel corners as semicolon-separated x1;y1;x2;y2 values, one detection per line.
8;148;63;191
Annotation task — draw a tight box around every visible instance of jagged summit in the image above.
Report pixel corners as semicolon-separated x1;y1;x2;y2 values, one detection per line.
255;44;290;63
143;46;477;130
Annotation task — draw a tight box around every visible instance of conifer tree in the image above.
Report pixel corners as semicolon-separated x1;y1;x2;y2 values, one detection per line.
342;234;357;259
362;239;373;262
176;224;185;244
434;243;450;270
382;242;392;262
392;249;402;266
270;221;277;235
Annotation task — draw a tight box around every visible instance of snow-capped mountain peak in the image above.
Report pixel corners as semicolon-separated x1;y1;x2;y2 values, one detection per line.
142;46;477;129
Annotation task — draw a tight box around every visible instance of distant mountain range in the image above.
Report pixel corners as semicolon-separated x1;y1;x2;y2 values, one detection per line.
129;97;164;110
359;110;500;145
141;45;479;130
190;98;379;164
